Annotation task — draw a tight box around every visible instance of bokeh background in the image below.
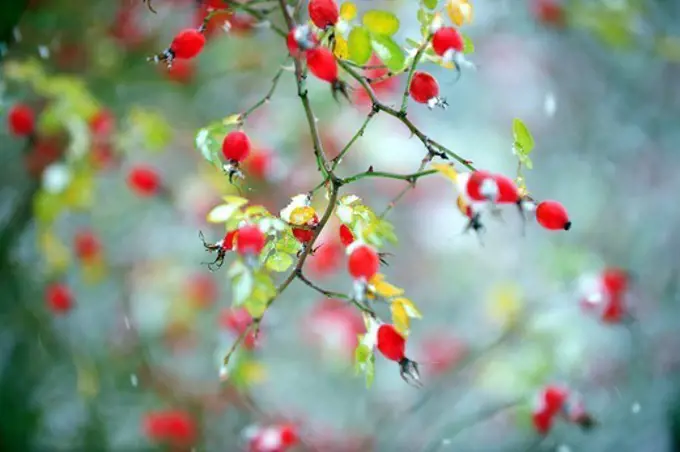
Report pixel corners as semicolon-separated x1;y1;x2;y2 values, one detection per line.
2;0;680;451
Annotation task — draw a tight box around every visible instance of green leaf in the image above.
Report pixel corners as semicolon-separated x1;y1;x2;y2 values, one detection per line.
244;271;277;318
129;107;172;152
512;118;535;155
362;10;400;36
230;262;254;305
416;8;434;28
195;127;219;164
266;252;294;272
275;232;302;255
364;354;375;387
370;35;406;72
462;34;475;54
354;343;371;365
423;0;438;10
348;26;372;66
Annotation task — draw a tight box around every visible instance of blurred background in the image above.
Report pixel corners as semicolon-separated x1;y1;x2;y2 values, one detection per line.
2;0;680;451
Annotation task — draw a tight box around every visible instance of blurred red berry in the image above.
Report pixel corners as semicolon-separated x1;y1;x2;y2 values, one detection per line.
305;47;338;83
143;410;196;446
89;109;115;139
308;0;339;29
222;131;251;162
165;59;195;84
127;165;161;196
243;149;272;180
46;283;73;314
308;241;343;277
531;0;566;27
185;273;217;307
536;200;571;231
8;103;35;137
73;229;101;261
170;29;206;59
339;224;355;247
376;324;406;362
432;27;464;57
235;225;266;256
347;245;379;280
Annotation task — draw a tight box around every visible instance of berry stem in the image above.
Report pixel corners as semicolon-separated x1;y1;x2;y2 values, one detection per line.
341;169;437;185
330;109;379;171
238;62;289;126
400;35;434;114
338;60;475;171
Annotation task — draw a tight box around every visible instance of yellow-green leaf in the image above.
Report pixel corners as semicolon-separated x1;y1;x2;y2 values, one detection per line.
391;301;410;335
362;10;400;36
222;195;249;206
289;206;315;225
393;297;422;318
333;34;349;59
266;252;294;272
128;107;172;152
370;35;405;72
207;204;241;223
431;163;458;183
462;33;475;54
222;113;242;125
487;282;523;328
368;273;404;299
40;230;71;274
348;26;372;66
340;1;357;21
423;0;438;10
447;0;473;27
512;118;535;155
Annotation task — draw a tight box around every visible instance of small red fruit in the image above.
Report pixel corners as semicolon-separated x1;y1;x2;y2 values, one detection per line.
532;409;554;435
235;225;266;256
339;224;355;247
243;149;272;180
89;109;115;139
305;47;348;100
308;0;339;29
293;214;319;243
432;27;464;58
308;241;342;277
347;245;379;280
143;410;196;446
46;283;73;313
531;0;566;28
73;229;101;261
601;268;629;296
8;103;35;137
127;165;161;196
279;424;299;447
465;170;494;201
492;174;520;203
409;71;447;109
543;385;569;414
170;28;206;59
220;307;257;349
222;130;251;163
377;324;406;362
306;47;338;83
536;200;571;231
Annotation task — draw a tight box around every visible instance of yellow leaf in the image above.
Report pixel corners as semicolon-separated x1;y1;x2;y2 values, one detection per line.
221;195;249;206
362;10;400;36
393;297;422;318
447;0;473;27
222;114;242;125
289;206;316;225
369;273;404;298
340;1;357;21
242;360;267;384
207;204;241;223
40;230;71;274
431;163;458;183
62;172;93;210
487;282;523;328
333;34;349;59
456;195;469;217
391;301;410;335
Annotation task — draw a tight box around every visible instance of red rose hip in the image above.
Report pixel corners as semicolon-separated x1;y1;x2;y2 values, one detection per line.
127;165;161;196
308;0;339;29
235;225;266;256
409;71;447;109
8;103;35;137
536;200;571;230
347;245;379;280
222;130;251;162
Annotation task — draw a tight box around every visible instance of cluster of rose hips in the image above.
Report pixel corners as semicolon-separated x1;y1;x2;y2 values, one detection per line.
531;385;596;435
243;422;299;452
456;169;571;235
